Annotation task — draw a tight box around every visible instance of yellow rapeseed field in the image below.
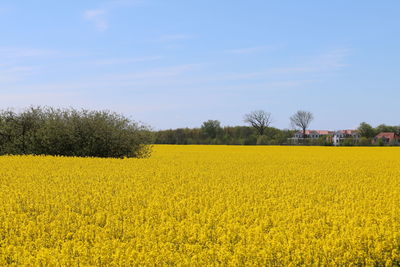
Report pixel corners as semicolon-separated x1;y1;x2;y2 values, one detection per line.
0;145;399;265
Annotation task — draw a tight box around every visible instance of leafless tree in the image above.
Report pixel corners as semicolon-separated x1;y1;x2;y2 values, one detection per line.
244;110;272;135
290;110;314;138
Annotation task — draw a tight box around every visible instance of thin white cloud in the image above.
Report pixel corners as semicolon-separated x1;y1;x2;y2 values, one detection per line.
311;48;349;69
1;66;38;73
0;92;82;105
88;56;162;66
221;48;350;80
0;47;349;110
0;65;41;83
99;64;203;81
270;48;349;74
105;0;145;8
3;64;203;92
83;0;144;32
157;34;196;42
0;47;60;83
83;9;109;31
0;47;58;60
226;45;276;55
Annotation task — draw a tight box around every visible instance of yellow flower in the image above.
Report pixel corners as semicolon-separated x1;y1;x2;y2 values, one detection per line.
0;145;399;265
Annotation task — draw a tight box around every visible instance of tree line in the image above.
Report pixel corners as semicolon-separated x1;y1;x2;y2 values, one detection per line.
155;110;400;146
0;107;397;157
155;110;298;145
155;124;295;145
0;107;152;158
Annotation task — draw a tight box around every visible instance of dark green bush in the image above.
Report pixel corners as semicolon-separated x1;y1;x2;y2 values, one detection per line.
0;107;153;158
358;137;372;146
341;138;355;146
256;135;269;145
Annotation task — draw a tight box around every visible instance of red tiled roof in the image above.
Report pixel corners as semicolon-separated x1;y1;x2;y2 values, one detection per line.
296;130;357;135
342;130;359;134
375;132;400;139
298;130;332;135
316;130;332;135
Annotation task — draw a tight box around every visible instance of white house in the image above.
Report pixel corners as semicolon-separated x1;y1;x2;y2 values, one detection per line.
291;129;359;145
332;130;360;146
293;130;332;139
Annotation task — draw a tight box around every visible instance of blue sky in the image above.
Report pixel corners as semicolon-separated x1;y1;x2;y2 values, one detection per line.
0;1;399;130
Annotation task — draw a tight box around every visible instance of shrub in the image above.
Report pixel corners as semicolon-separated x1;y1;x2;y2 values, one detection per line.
375;138;385;146
243;135;257;145
0;107;152;158
358;137;372;146
256;135;269;145
389;139;400;146
341;138;355;146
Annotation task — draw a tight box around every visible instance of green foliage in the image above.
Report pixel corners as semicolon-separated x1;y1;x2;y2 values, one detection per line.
358;137;372;146
201;120;222;139
358;122;376;138
375;138;385;146
389;138;399;146
375;124;400;135
0;107;152;158
307;136;333;146
155;126;294;146
243;135;257;145
154;121;399;147
256;135;269;145
321;136;333;146
341;138;355;146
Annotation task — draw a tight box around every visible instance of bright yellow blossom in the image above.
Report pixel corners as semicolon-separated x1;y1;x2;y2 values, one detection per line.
0;145;399;265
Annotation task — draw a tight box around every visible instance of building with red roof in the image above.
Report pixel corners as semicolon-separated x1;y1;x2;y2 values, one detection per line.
293;130;334;139
290;129;360;145
374;132;400;145
332;130;360;146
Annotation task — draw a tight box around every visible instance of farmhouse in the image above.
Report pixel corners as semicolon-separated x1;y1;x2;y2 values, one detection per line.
373;132;400;145
293;130;333;139
291;129;360;145
332;130;360;146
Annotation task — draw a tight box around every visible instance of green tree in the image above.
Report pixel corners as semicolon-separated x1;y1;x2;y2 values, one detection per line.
358;122;376;138
201;120;221;139
256;135;269;145
342;138;355;146
0;107;152;158
375;124;400;135
358;137;372;146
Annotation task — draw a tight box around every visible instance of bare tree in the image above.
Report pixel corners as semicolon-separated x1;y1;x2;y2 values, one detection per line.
290;110;314;138
244;110;272;135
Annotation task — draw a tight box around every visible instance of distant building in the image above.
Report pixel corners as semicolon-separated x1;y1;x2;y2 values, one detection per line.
332;130;360;146
293;130;333;139
290;130;333;144
373;132;400;145
290;129;359;145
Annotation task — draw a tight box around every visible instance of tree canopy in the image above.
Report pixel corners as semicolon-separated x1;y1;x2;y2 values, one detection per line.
201;120;222;139
0;107;153;158
357;122;376;138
